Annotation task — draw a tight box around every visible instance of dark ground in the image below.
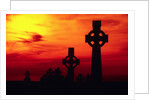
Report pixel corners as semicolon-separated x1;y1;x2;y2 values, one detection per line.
6;81;128;95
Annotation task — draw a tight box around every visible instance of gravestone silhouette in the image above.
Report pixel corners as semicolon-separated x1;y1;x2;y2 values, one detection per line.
24;70;31;86
63;48;80;83
55;68;61;76
47;68;53;76
85;21;108;85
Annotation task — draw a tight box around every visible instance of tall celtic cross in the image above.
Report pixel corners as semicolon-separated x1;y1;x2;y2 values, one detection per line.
85;21;108;85
63;48;80;82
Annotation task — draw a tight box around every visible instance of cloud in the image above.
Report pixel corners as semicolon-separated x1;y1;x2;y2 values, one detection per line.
6;32;18;34
32;34;42;42
6;53;36;62
35;24;52;28
18;32;43;43
52;14;79;20
102;19;120;27
18;37;32;43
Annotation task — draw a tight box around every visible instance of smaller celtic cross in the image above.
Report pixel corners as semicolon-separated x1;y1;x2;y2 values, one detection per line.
63;48;80;82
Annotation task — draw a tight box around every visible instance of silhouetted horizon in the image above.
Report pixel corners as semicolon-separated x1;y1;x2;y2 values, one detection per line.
6;67;128;95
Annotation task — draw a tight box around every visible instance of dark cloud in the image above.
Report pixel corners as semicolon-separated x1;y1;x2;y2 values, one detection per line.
18;32;43;43
18;37;32;43
32;34;42;42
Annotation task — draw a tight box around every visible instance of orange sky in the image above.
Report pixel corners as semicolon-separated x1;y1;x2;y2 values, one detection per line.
6;14;128;81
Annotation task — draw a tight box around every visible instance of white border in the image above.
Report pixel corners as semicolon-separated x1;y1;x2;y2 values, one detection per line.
0;0;10;10
0;10;135;100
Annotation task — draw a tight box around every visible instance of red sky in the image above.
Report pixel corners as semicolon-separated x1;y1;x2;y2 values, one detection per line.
6;14;128;81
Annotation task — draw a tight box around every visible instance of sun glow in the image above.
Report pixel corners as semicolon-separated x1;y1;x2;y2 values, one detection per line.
6;14;128;59
6;14;56;56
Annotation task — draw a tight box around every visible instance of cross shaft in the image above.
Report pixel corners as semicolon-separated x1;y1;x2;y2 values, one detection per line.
85;20;108;85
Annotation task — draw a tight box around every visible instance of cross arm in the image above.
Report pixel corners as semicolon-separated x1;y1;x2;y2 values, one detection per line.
85;35;95;43
98;35;108;42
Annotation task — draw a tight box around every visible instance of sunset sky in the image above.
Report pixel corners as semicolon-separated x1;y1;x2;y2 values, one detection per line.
6;14;128;81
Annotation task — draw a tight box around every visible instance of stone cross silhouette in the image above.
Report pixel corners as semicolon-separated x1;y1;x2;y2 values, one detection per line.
25;70;30;78
85;21;108;85
63;48;80;82
24;70;31;83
